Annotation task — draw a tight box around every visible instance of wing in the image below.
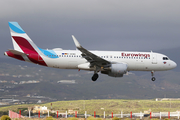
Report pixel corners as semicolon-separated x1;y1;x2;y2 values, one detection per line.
72;35;111;68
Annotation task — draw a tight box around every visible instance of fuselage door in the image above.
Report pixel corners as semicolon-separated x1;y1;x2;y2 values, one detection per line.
152;54;157;64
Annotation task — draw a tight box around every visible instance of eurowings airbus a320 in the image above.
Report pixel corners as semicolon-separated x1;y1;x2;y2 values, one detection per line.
4;22;177;81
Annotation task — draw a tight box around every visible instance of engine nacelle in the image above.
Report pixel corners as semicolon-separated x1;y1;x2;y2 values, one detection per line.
102;63;127;77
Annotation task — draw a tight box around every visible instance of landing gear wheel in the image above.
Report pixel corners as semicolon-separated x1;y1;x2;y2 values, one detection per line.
92;73;99;81
151;77;156;81
151;71;156;81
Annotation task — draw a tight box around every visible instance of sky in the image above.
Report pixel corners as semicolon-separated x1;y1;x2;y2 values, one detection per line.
1;0;180;58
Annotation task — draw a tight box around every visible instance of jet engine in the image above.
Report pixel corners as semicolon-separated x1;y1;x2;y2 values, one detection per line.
101;63;127;77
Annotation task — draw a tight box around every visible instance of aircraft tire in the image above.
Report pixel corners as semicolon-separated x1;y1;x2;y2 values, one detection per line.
151;77;156;81
92;73;99;81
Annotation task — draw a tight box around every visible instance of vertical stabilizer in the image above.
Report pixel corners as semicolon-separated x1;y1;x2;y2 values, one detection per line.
9;22;38;54
7;22;47;66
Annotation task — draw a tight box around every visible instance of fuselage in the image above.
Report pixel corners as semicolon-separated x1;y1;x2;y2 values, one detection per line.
26;49;176;72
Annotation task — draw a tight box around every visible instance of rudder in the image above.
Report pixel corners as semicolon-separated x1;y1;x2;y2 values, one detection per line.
9;22;38;54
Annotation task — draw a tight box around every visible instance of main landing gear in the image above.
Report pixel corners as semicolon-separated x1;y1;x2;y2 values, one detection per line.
91;66;101;81
92;73;99;81
151;71;156;81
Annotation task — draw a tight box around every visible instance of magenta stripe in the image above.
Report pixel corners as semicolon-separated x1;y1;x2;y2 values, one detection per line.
12;36;47;66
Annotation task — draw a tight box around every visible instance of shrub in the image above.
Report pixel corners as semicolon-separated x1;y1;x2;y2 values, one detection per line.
46;116;54;120
112;117;119;120
0;115;11;120
68;117;78;120
96;118;102;120
87;117;102;120
87;117;95;120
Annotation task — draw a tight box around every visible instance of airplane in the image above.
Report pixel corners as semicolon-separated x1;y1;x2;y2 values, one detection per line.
4;22;177;81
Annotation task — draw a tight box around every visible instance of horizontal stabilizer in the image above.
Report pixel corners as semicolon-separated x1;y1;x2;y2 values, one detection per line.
8;49;26;56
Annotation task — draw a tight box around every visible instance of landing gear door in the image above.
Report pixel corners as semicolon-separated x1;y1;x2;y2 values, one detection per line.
152;54;157;64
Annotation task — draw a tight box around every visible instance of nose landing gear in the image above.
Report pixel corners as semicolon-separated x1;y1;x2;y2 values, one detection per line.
151;71;156;81
151;77;156;81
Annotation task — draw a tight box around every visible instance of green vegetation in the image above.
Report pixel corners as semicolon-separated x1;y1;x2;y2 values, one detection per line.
46;116;55;120
0;99;180;115
0;111;8;117
112;117;120;120
67;117;78;120
87;117;102;120
0;115;11;120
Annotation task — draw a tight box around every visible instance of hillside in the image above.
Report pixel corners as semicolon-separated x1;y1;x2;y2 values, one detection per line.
0;99;180;114
0;57;180;103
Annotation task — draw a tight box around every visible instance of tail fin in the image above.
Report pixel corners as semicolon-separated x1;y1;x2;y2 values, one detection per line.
7;22;47;66
9;22;39;54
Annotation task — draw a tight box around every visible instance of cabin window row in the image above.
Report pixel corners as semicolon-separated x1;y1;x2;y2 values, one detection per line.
47;55;82;57
100;56;150;59
47;55;150;59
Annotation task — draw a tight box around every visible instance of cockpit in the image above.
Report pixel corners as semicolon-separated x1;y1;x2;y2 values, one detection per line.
163;57;169;60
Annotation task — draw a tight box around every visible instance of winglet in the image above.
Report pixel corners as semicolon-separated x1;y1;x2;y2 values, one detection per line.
72;35;81;48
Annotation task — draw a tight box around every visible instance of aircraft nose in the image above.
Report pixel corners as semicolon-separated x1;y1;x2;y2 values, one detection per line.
171;61;177;69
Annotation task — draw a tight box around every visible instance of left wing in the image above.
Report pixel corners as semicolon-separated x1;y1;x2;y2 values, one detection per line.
72;35;111;68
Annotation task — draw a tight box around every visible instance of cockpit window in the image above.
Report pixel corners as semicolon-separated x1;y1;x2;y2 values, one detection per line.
163;57;169;60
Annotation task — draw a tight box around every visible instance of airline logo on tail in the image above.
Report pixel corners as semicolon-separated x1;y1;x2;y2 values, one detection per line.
5;22;47;66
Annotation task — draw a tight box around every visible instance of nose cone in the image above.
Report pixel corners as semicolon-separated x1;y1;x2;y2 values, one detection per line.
171;61;177;69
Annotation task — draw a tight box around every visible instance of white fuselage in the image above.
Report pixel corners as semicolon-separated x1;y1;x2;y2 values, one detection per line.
40;50;176;71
